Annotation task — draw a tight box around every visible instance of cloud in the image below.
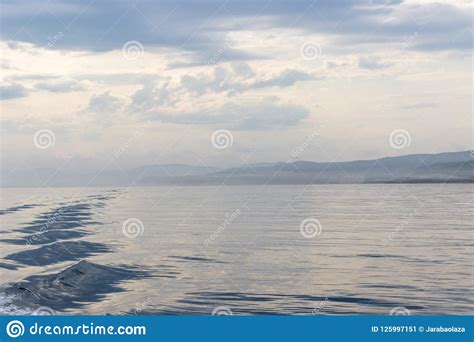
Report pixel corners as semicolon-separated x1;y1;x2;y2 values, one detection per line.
121;65;316;115
180;67;241;96
168;48;264;68
87;92;123;113
8;74;59;81
250;69;318;89
34;80;85;92
401;102;436;110
0;0;470;62
0;83;28;100
0;0;249;61
358;56;391;70
150;97;311;130
129;82;173;112
231;63;256;78
181;66;315;96
75;73;161;85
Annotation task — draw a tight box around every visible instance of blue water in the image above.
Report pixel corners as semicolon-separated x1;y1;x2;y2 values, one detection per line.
0;184;472;315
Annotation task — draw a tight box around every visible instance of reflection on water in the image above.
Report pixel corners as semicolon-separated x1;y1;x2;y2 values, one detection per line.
0;185;472;315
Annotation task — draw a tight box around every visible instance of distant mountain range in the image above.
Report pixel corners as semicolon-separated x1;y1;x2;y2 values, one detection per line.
1;151;472;187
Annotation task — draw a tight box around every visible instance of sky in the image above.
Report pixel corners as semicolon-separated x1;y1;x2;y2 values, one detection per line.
0;0;472;172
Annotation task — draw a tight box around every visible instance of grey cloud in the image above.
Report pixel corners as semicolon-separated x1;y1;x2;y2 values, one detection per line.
231;63;256;78
412;31;472;52
34;80;85;92
1;0;255;62
180;67;241;95
8;74;60;81
0;0;470;64
324;60;351;69
358;56;391;70
150;98;310;130
129;82;173;112
124;66;315;114
250;70;318;89
181;67;315;96
87;92;123;113
0;84;28;100
168;48;265;68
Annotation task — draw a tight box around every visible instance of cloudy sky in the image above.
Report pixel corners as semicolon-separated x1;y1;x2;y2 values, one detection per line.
0;0;472;172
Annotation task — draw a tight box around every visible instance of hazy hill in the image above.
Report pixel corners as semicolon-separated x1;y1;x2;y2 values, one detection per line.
1;151;472;187
142;151;473;185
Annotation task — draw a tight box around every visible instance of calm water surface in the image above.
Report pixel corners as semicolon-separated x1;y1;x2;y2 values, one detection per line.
0;185;472;315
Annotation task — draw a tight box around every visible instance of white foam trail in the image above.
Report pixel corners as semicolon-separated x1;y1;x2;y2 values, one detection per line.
0;294;36;315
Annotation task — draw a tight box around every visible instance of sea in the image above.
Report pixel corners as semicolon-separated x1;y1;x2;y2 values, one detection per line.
0;184;472;315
